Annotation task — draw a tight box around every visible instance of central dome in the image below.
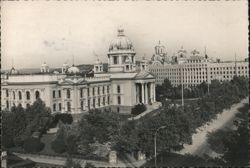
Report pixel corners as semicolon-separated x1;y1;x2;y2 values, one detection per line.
108;28;134;52
67;65;80;74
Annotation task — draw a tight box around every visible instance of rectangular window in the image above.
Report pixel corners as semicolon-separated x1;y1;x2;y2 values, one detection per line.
67;102;71;112
87;88;90;97
92;87;95;96
59;103;62;111
88;99;90;110
53;103;56;111
6;90;9;97
80;88;83;98
67;89;71;99
81;101;84;110
58;90;61;98
93;99;96;108
107;96;110;104
53;90;56;98
98;98;100;107
98;87;100;95
103;86;105;94
107;86;110;94
117;85;120;93
117;96;121;105
103;97;105;105
114;56;118;64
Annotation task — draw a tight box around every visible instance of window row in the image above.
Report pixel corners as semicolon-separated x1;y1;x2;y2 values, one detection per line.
5;90;40;100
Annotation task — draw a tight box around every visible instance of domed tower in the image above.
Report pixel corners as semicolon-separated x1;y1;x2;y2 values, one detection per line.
41;62;49;73
140;56;149;71
93;58;103;73
155;41;165;56
108;28;136;72
62;62;69;74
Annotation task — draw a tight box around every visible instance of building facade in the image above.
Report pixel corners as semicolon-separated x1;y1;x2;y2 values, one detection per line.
149;43;249;87
1;29;156;114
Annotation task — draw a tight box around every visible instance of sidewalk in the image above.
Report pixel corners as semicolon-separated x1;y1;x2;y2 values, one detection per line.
175;97;248;157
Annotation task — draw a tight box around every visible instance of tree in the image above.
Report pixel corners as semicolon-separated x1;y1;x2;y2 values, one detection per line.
131;104;147;115
23;137;44;153
207;103;249;166
78;110;120;145
66;135;78;154
51;123;67;153
207;129;228;154
54;113;73;125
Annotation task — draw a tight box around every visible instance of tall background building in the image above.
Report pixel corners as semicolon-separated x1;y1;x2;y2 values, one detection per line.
149;42;249;87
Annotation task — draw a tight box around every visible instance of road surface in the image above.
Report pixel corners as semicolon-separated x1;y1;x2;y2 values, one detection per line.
176;97;248;158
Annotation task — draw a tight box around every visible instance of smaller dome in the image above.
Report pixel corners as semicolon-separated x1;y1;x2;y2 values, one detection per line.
67;65;80;74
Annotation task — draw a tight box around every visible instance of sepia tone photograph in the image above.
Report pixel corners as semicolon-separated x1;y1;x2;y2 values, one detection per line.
1;0;249;167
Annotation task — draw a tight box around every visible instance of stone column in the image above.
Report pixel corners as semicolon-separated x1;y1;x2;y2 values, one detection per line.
119;56;122;64
136;84;139;104
153;83;156;102
145;83;148;104
150;83;153;104
141;83;144;103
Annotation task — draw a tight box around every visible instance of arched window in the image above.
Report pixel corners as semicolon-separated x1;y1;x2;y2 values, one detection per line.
67;102;71;112
67;89;70;99
26;91;30;100
13;91;15;100
35;91;40;99
18;91;22;100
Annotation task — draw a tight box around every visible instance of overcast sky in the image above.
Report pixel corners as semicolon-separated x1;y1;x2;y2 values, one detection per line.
1;1;248;69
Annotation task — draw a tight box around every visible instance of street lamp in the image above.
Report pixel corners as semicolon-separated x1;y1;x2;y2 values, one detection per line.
154;125;166;167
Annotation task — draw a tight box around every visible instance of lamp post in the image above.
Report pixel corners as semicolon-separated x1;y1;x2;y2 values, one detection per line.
154;126;166;167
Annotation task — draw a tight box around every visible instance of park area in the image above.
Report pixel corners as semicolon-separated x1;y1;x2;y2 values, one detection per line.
2;76;249;167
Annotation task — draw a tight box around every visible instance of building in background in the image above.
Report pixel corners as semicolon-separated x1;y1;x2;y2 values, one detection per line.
149;43;249;87
1;29;156;114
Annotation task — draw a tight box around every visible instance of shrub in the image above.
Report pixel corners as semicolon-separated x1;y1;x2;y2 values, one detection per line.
131;104;147;115
23;137;44;153
13;136;24;147
51;138;66;153
54;113;73;125
2;136;14;148
66;135;78;154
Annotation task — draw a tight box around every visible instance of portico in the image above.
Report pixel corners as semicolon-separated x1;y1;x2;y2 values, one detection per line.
135;80;156;105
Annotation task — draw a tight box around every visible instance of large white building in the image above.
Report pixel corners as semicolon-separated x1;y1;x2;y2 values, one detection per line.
1;29;156;114
149;42;249;87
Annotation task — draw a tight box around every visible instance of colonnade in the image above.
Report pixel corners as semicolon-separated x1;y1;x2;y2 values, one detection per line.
136;82;156;104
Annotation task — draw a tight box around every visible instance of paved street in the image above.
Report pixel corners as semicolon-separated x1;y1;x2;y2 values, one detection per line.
176;97;249;157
